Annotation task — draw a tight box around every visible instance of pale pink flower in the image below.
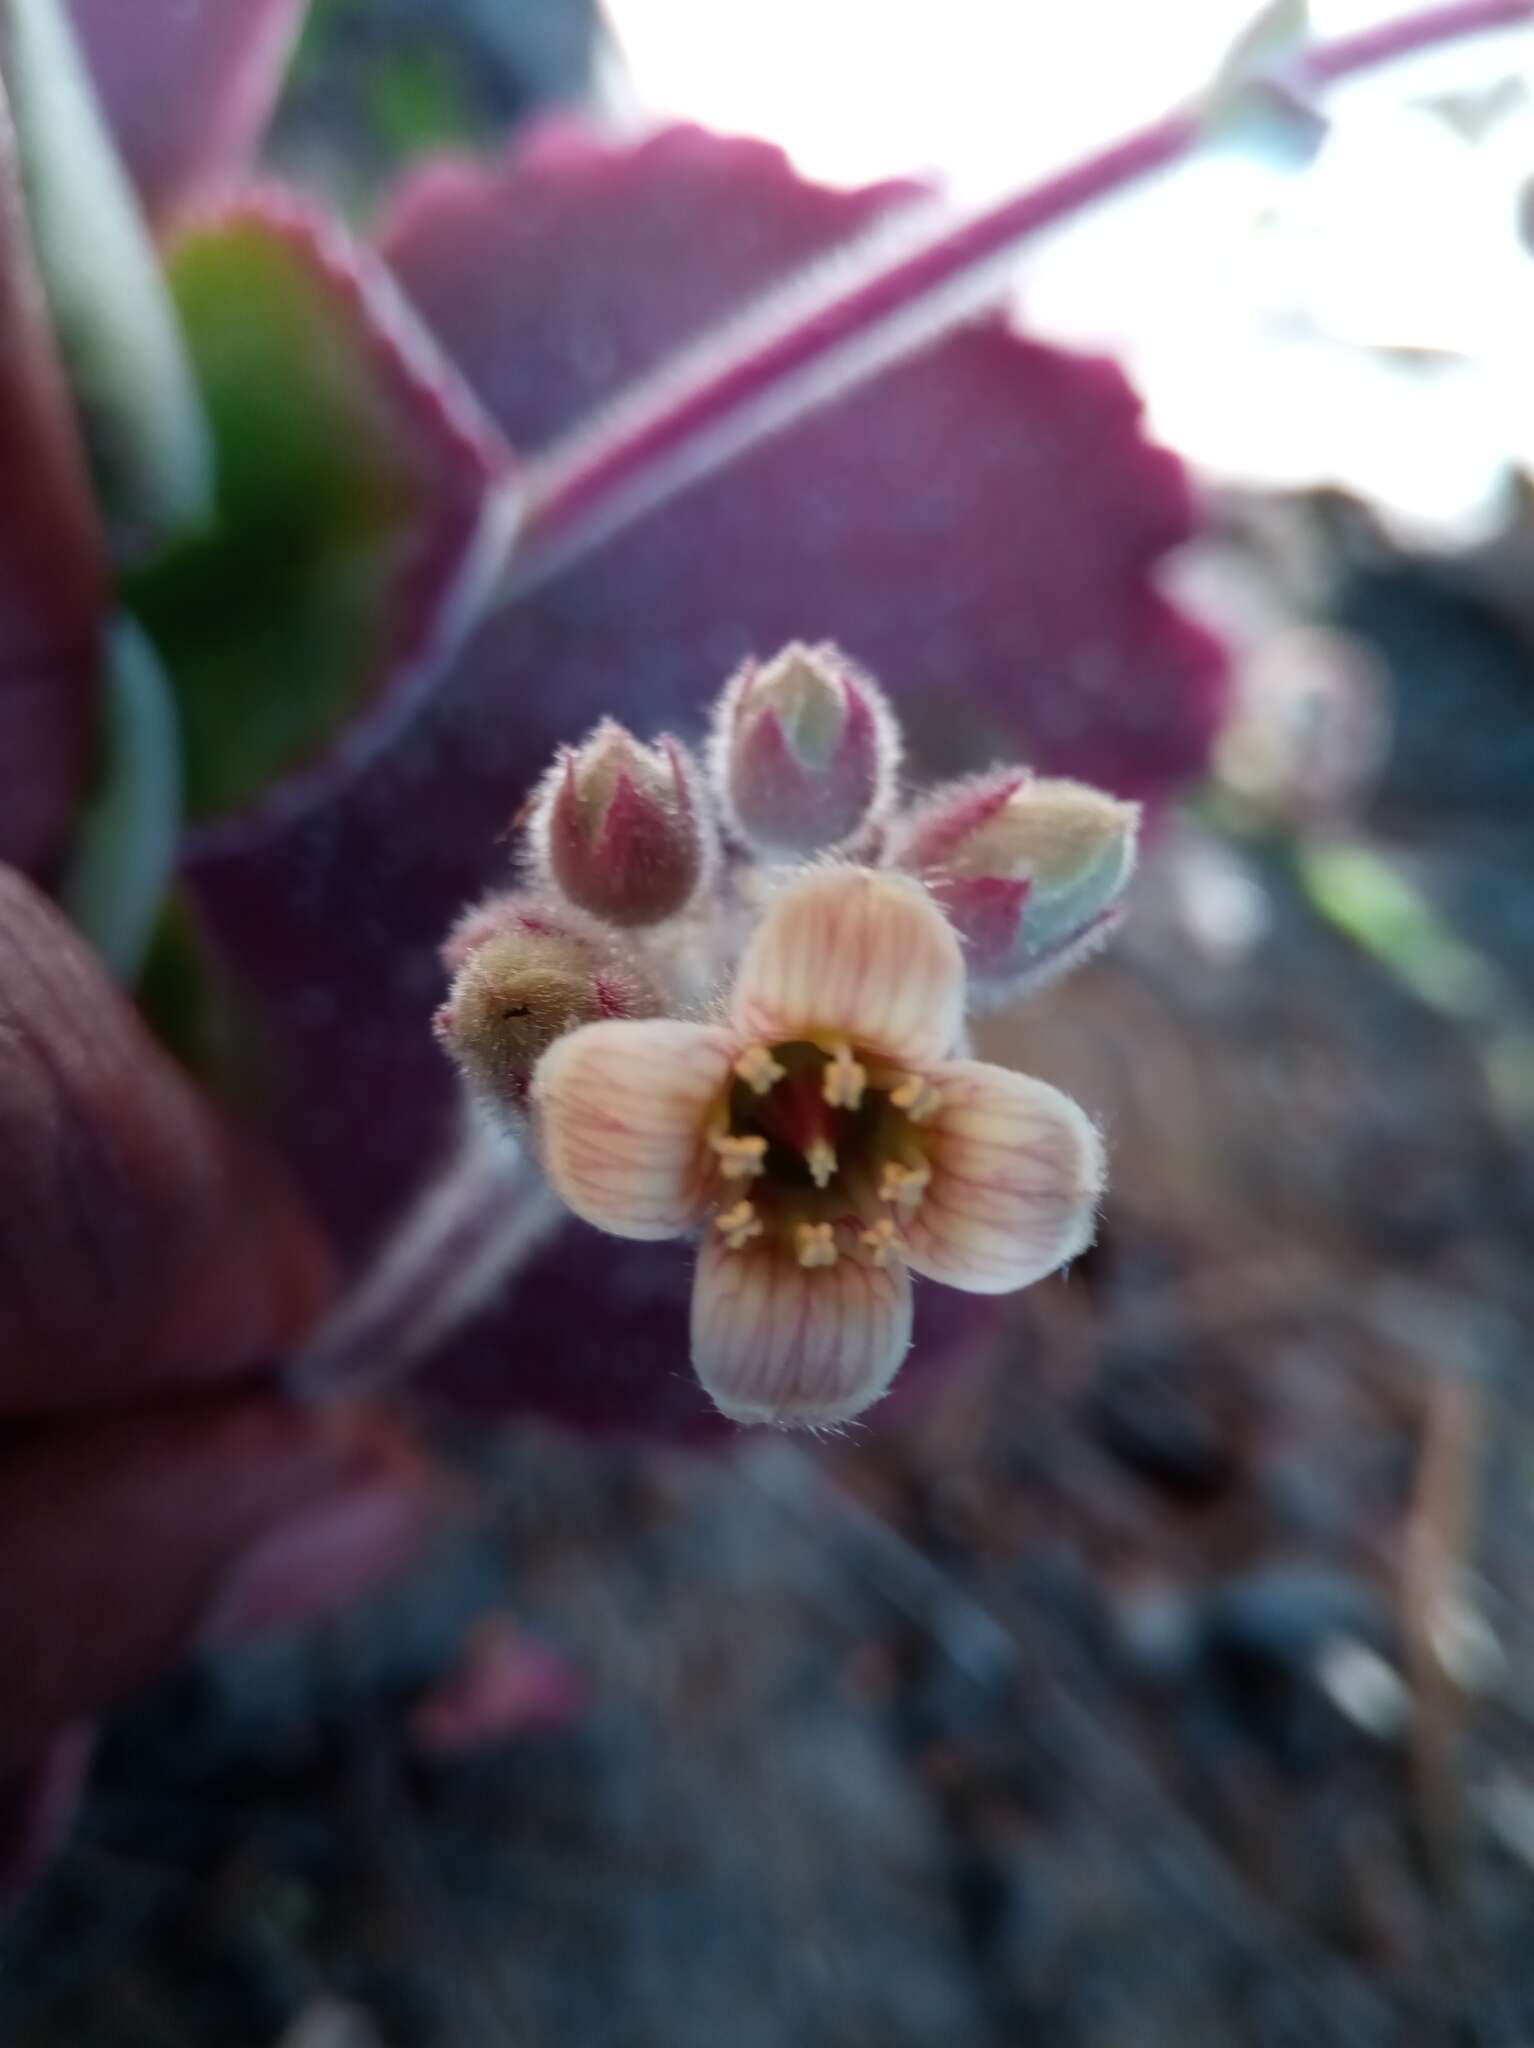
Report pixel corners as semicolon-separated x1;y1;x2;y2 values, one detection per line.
531;866;1104;1427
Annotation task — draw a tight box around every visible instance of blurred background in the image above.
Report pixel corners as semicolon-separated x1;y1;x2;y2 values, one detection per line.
8;2;1534;2043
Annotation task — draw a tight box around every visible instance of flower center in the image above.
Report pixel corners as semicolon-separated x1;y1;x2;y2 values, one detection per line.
707;1039;940;1270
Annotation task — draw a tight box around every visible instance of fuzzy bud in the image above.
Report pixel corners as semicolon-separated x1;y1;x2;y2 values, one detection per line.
434;896;659;1123
710;642;898;853
899;770;1139;991
529;721;710;926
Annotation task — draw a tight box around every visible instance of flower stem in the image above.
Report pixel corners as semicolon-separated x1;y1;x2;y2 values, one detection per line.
510;0;1532;587
286;1118;563;1405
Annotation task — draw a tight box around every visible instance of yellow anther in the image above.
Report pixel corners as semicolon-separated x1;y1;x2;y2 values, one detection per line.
806;1138;837;1189
714;1200;764;1250
734;1044;786;1095
860;1218;901;1266
878;1158;930;1209
796;1221;839;1269
890;1074;942;1123
822;1042;867;1110
710;1130;767;1180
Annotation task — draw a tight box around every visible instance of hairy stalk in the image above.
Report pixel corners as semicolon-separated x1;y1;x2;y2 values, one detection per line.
287;1117;563;1404
299;0;1530;1401
507;0;1532;594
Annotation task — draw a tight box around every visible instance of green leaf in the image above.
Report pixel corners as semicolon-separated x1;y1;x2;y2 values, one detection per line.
369;46;476;159
0;55;107;877
1296;838;1534;1128
3;0;212;553
58;615;181;983
1295;840;1502;1024
123;197;509;825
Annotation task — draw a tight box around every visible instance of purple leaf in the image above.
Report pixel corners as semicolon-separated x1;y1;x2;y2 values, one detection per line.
0;73;107;878
189;123;1224;1431
378;123;1224;795
65;0;307;220
375;125;922;447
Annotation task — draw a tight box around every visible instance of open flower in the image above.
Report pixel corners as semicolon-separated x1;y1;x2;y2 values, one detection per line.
532;866;1104;1426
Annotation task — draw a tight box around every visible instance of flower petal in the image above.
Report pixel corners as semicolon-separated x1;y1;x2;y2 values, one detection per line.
532;1020;736;1241
902;1060;1104;1295
732;867;964;1065
690;1234;912;1426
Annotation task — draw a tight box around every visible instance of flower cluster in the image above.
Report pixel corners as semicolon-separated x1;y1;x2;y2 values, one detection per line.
435;643;1138;1428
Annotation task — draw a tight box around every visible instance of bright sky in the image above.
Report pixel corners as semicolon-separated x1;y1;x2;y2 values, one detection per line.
603;0;1472;198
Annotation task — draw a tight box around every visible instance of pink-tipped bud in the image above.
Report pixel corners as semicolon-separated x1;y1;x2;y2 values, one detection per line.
899;771;1140;991
528;721;711;926
434;894;660;1123
710;642;899;853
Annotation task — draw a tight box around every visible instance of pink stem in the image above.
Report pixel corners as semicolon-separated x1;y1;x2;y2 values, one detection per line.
1303;0;1531;82
286;1126;562;1405
520;112;1194;556
518;0;1533;568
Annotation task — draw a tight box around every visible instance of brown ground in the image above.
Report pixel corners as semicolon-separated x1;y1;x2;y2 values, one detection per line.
4;517;1534;2046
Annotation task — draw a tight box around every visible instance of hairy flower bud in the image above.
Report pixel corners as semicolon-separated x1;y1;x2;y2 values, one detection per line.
528;721;710;926
710;642;898;853
435;896;660;1123
899;770;1139;991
